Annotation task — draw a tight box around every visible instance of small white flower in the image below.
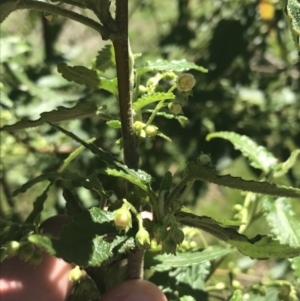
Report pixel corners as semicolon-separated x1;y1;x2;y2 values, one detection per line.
176;73;196;92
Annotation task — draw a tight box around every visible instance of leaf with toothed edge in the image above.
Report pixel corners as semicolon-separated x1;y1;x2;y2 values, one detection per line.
0;102;98;131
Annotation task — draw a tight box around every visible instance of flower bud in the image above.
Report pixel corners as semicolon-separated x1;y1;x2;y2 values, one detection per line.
133;121;145;132
29;249;43;265
135;227;151;247
69;265;82;281
168;103;183;115
18;244;35;261
170;228;184;245
145;125;158;138
176;73;196;92
197;154;211;166
112;205;132;232
3;241;20;256
161;237;177;254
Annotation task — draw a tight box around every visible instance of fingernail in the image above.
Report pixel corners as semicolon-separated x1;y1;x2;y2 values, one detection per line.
122;292;153;301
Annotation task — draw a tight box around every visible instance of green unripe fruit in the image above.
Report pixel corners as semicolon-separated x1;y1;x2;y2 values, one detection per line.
145;125;158;137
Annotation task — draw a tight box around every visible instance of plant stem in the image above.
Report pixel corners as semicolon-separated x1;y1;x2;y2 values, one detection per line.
126;249;145;280
113;0;139;171
113;0;141;281
16;0;108;38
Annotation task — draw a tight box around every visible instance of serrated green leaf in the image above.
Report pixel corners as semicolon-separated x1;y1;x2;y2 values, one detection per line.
12;170;105;196
281;0;300;51
106;120;121;128
29;208;134;267
98;77;118;95
178;162;300;199
262;197;300;247
49;0;88;8
28;234;56;255
175;211;247;242
95;44;115;71
144;246;233;271
0;0;19;23
229;290;243;301
25;182;53;224
132;92;175;111
0;102;98;131
137;59;208;76
159;171;173;194
100;167;149;191
206;131;278;174
57;63;100;88
291;256;300;283
47;123;153;188
274;149;300;178
262;196;300;281
229;235;300;259
170;261;210;291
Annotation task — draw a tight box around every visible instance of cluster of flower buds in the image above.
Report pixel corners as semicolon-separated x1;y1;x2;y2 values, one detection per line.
133;121;158;139
168;73;196;116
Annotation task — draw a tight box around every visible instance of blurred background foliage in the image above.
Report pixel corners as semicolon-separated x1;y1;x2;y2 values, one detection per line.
0;0;300;235
1;0;300;299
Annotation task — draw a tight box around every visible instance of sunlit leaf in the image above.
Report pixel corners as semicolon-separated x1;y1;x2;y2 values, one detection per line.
0;102;98;131
262;196;300;281
280;0;300;51
137;59;208;76
98;77;118;95
206;131;278;174
144;246;233;271
106;120;121;128
133;92;175;111
98;167;150;191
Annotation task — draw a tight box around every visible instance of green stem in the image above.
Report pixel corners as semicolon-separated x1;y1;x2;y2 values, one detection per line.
16;0;108;38
178;180;195;202
145;83;177;127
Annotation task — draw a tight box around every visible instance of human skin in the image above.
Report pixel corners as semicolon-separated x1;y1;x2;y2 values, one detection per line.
100;279;168;301
0;212;167;301
0;215;74;301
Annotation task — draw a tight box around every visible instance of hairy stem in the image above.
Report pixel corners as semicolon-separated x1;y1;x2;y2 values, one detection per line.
126;249;145;280
113;0;141;281
16;0;108;37
113;0;139;170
